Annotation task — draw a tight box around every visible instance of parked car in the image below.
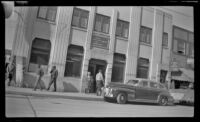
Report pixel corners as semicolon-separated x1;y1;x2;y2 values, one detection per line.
103;78;174;106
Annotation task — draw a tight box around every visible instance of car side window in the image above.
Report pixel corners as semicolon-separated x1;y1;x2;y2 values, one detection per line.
127;80;139;86
158;83;166;89
138;81;148;88
150;82;158;89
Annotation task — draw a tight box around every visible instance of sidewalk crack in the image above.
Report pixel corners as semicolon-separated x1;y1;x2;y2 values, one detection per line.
27;96;37;117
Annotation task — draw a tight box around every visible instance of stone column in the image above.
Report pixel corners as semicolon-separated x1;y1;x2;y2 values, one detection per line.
49;7;73;77
149;9;164;82
125;7;142;83
105;9;117;86
80;7;96;92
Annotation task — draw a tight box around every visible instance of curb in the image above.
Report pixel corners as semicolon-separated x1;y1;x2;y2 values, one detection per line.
6;89;104;102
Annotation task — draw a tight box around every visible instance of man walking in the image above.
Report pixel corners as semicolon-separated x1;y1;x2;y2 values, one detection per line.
47;66;58;92
96;69;104;96
33;64;44;91
7;57;16;86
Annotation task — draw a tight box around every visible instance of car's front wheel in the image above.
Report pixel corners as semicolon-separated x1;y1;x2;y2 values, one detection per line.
117;93;127;104
159;96;168;106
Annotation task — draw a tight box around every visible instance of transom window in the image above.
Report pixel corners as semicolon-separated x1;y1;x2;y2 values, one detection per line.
94;14;110;34
72;8;89;29
116;20;129;38
140;26;152;45
37;7;57;22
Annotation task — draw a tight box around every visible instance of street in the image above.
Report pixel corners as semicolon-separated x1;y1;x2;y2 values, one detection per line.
6;94;194;117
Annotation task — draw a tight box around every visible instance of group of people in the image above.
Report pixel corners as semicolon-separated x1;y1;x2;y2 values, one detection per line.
86;69;105;96
33;65;58;92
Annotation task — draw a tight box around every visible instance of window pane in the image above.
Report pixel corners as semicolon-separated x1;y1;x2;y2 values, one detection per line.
116;21;122;36
137;58;149;78
174;27;188;41
162;33;168;47
177;40;185;54
64;45;83;77
47;8;57;22
94;15;102;32
122;23;129;38
102;17;110;33
72;9;80;27
38;7;47;19
80;11;88;28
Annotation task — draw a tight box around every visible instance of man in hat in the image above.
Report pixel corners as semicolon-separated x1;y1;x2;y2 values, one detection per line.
47;66;58;92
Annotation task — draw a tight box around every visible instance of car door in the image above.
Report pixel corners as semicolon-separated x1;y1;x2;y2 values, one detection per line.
135;80;150;100
148;82;162;100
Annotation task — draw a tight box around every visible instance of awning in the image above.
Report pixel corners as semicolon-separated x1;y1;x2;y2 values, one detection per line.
171;68;194;82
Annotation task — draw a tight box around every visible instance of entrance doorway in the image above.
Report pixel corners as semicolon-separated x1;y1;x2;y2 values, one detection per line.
88;59;107;93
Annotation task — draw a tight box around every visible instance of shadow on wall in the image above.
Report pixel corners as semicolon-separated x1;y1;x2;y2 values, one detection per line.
63;82;79;92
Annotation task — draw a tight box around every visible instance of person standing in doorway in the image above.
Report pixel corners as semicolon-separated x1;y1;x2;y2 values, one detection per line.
33;64;44;91
47;66;58;92
96;69;104;96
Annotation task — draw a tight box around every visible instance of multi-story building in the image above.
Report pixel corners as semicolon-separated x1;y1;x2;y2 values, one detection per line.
5;6;194;92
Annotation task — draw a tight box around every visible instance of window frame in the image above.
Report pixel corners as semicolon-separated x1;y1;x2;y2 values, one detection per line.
116;19;129;38
37;7;57;22
139;26;152;45
162;32;168;48
94;14;110;34
71;8;89;29
136;58;150;79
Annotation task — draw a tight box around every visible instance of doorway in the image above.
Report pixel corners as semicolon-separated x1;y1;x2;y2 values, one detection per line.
88;59;107;93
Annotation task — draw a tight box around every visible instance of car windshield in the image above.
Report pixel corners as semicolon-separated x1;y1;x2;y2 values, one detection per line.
127;80;139;86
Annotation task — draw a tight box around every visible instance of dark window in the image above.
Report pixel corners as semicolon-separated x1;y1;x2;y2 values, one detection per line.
137;58;149;78
72;8;89;29
94;14;110;34
37;7;57;22
29;38;51;72
140;26;152;45
111;53;126;83
162;32;168;47
116;20;129;38
64;45;84;77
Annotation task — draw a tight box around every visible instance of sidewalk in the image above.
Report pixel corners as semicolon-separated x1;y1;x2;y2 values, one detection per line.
5;86;104;102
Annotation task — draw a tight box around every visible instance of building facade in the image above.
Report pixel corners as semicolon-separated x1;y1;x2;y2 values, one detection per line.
5;6;194;92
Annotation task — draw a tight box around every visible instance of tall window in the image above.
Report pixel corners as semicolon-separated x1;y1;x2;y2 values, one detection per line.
64;45;84;77
111;53;126;83
162;32;168;47
137;58;149;78
94;14;110;34
37;7;57;22
29;38;51;72
72;8;89;29
140;26;152;45
116;20;129;38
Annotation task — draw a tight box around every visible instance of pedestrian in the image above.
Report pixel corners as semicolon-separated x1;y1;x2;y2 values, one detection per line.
95;69;104;96
33;64;44;91
47;66;58;92
7;56;16;86
85;72;94;93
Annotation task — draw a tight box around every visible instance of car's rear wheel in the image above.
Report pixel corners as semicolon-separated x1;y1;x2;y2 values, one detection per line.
117;93;127;104
159;96;168;106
